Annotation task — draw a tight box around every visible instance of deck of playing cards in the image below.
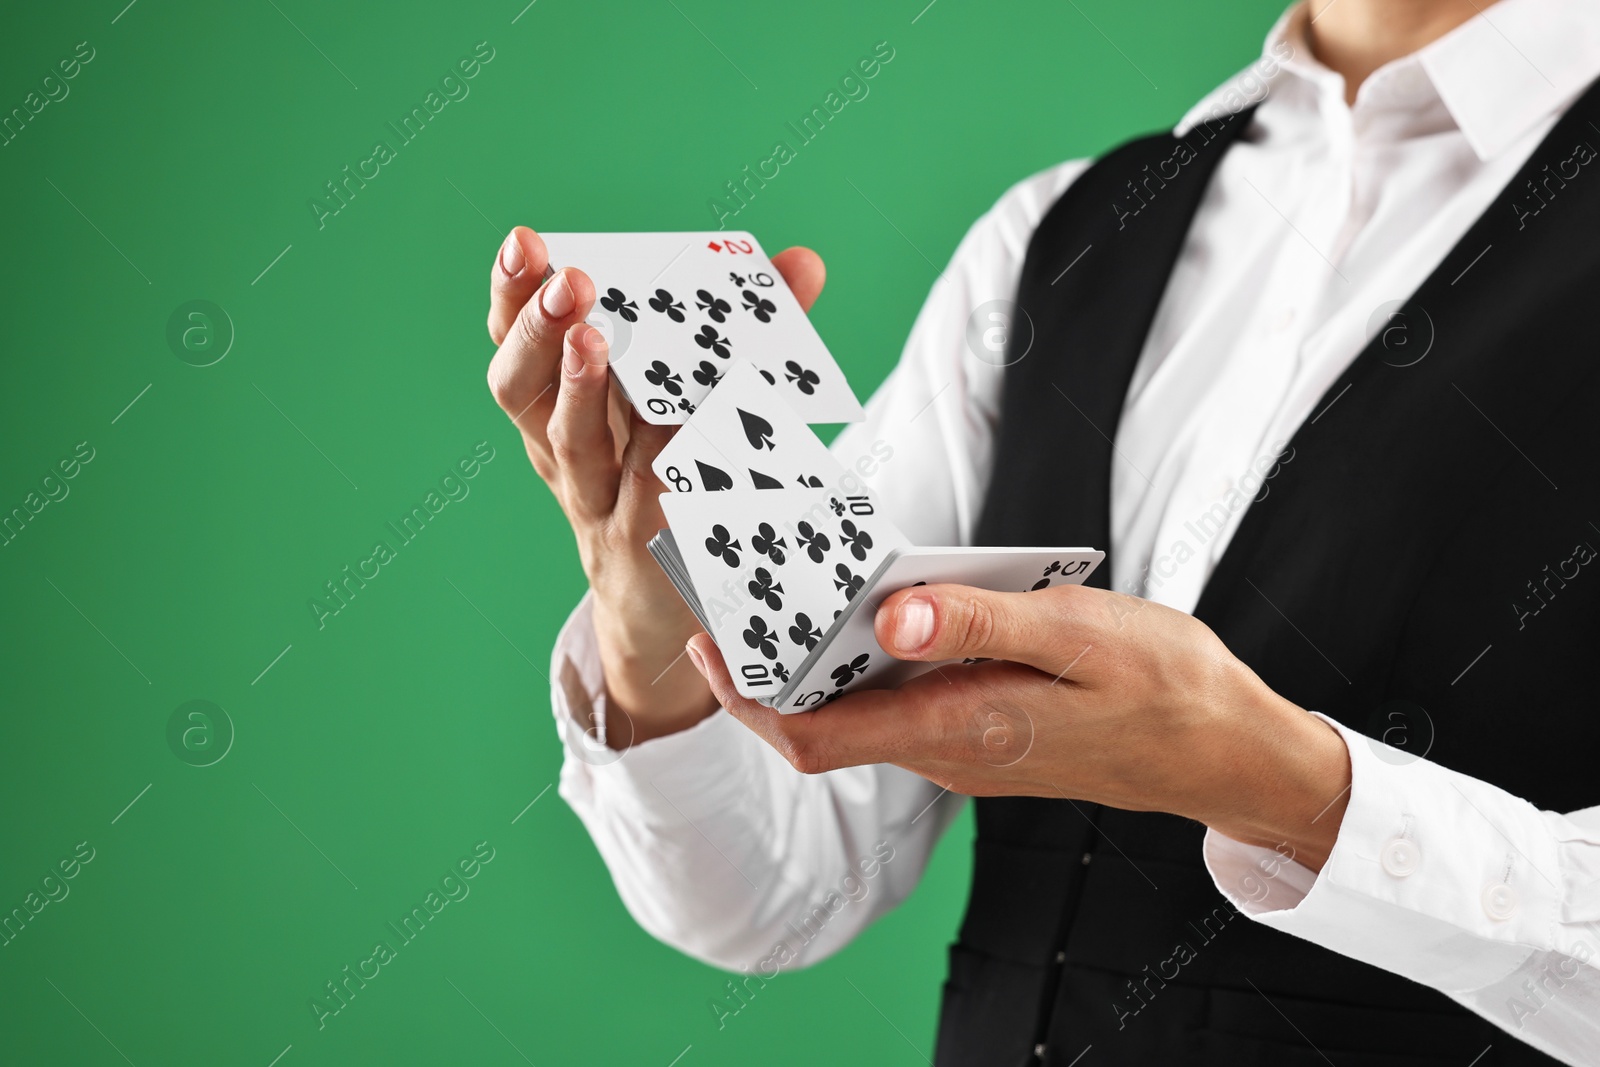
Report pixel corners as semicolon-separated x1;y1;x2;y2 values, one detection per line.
629;347;1103;711
554;229;1104;710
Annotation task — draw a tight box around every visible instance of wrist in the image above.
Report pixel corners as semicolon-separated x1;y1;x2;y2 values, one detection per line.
1193;678;1352;873
591;599;717;745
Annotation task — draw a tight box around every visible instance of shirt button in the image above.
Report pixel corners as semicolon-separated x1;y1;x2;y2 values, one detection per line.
1272;307;1298;333
1483;883;1518;921
1380;837;1420;877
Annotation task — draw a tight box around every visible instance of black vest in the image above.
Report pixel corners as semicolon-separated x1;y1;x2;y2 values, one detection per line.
946;80;1600;1067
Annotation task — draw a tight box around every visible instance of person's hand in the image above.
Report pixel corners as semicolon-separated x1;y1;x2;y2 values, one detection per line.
684;583;1353;869
486;227;827;744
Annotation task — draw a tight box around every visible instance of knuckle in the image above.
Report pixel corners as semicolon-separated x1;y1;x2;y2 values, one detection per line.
486;361;544;421
486;363;519;412
780;735;828;775
511;298;552;353
953;596;997;653
547;419;577;465
619;452;665;493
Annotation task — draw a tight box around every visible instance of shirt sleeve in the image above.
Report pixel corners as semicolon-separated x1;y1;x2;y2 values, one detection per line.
548;159;1092;974
1203;713;1600;1067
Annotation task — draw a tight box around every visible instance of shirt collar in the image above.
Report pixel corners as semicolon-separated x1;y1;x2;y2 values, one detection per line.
1177;0;1600;161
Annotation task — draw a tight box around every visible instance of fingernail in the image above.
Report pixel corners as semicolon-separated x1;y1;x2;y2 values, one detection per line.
541;270;574;318
894;596;935;653
562;333;585;378
685;641;707;677
500;232;524;277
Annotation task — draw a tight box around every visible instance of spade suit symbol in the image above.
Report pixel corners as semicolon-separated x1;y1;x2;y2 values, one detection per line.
696;460;734;491
738;408;776;450
748;468;783;490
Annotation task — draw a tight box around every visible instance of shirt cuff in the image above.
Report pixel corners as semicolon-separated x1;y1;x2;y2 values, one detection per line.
1204;712;1559;994
550;593;764;827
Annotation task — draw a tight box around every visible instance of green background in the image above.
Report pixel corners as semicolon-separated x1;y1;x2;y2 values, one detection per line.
0;1;1283;1063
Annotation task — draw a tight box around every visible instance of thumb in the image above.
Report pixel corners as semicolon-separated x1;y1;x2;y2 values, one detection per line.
873;583;1091;676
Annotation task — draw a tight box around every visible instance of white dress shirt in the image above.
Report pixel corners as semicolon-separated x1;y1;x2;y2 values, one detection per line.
548;2;1600;1062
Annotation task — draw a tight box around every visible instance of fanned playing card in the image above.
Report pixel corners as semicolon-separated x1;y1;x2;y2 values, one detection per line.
771;547;1104;711
654;487;908;699
652;360;849;494
540;232;863;425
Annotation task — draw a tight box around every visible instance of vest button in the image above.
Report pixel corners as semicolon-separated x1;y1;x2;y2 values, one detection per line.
1081;852;1092;866
1482;883;1518;921
1380;837;1419;877
1055;950;1067;964
1033;1043;1047;1059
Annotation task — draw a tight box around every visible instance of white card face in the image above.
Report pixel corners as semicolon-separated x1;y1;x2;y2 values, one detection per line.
540;232;863;426
773;547;1105;712
659;487;908;700
652;360;848;494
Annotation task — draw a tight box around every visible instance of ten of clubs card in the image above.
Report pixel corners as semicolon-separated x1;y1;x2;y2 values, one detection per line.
648;482;1103;710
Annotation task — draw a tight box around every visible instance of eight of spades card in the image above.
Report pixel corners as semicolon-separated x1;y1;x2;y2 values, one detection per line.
651;359;848;493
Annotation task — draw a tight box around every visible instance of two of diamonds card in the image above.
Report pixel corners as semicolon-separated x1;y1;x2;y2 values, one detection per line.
539;232;863;425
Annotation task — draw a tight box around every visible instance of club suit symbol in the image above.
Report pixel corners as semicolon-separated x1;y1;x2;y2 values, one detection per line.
741;289;777;322
645;360;684;395
833;563;864;599
599;287;639;322
839;520;873;561
704;524;741;567
830;654;870;688
751;523;787;563
747;568;785;611
695;289;732;322
784;360;820;395
788;613;823;650
648;288;686;322
742;616;780;659
695;325;732;359
795;522;831;562
692;361;722;388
